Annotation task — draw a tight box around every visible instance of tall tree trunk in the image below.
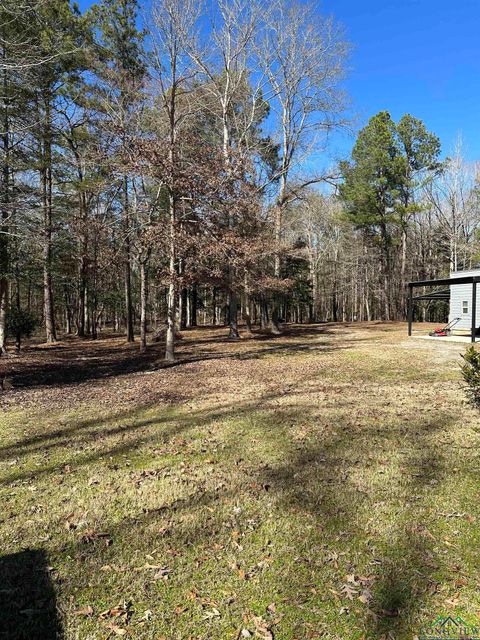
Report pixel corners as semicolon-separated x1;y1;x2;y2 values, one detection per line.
123;176;134;342
139;252;150;353
90;232;98;340
380;218;392;321
42;97;57;343
190;283;197;327
180;286;187;330
14;266;20;351
212;286;217;325
260;294;268;329
400;226;407;319
308;250;318;323
244;295;253;334
78;277;86;336
221;92;240;339
65;289;72;335
271;123;289;335
270;201;283;334
244;273;252;334
0;274;6;354
77;193;88;337
227;281;239;339
165;187;176;361
0;56;9;355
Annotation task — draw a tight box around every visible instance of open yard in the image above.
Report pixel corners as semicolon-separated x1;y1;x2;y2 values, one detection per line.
1;323;479;640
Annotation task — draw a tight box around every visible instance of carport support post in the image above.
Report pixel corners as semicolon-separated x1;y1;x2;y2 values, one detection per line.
407;284;413;336
472;280;477;343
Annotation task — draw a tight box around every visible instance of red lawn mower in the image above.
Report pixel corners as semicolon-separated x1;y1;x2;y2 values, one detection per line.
429;317;461;337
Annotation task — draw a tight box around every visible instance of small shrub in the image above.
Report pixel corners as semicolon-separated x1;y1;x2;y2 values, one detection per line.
6;308;37;340
461;346;480;409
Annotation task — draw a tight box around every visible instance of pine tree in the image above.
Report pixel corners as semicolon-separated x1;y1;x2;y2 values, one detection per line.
340;111;441;319
0;1;24;353
25;0;88;342
93;0;147;343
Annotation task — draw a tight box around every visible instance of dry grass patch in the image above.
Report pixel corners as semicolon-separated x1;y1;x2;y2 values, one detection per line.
1;323;479;639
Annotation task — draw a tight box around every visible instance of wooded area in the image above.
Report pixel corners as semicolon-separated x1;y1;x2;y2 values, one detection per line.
4;2;480;639
1;0;480;361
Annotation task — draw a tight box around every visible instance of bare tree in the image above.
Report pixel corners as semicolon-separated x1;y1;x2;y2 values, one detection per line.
186;0;267;338
289;193;343;322
149;0;200;361
258;0;348;332
424;140;479;272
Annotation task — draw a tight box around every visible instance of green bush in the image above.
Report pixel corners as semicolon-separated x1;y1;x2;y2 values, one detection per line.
6;308;37;340
461;346;480;409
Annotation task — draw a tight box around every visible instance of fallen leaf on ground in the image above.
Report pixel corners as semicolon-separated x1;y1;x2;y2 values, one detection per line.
251;615;274;639
202;607;221;620
74;605;93;617
105;621;127;636
341;584;358;600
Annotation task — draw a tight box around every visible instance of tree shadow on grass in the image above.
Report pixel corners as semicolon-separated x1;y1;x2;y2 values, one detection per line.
365;445;449;639
32;407;453;638
0;387;308;484
31;404;452;639
4;341;164;389
255;411;453;638
0;363;460;638
0;548;62;640
3;324;350;392
0;363;337;470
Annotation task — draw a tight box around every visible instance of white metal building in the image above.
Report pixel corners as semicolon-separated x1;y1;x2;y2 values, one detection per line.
449;269;480;333
408;269;480;342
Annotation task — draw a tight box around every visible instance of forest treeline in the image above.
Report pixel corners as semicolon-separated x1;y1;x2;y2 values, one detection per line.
1;0;479;359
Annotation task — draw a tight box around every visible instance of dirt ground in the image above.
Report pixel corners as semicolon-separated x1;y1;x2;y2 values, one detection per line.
0;320;463;408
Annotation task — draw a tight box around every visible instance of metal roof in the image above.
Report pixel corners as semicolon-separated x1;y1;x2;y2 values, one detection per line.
413;287;450;301
409;275;480;288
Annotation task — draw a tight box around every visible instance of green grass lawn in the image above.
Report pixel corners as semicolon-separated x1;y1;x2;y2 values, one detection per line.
1;323;479;639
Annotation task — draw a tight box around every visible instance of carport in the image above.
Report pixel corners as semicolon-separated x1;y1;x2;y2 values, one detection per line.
407;274;480;343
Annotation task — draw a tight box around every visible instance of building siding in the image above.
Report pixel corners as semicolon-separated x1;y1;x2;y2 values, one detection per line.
449;270;480;331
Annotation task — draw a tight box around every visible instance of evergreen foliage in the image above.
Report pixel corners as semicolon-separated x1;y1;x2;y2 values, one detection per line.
461;346;480;409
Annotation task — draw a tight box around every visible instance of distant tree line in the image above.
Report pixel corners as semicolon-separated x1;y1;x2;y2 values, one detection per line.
306;118;480;324
0;0;478;357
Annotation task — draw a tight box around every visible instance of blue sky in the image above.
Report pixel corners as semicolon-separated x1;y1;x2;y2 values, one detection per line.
78;0;480;162
321;0;480;162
